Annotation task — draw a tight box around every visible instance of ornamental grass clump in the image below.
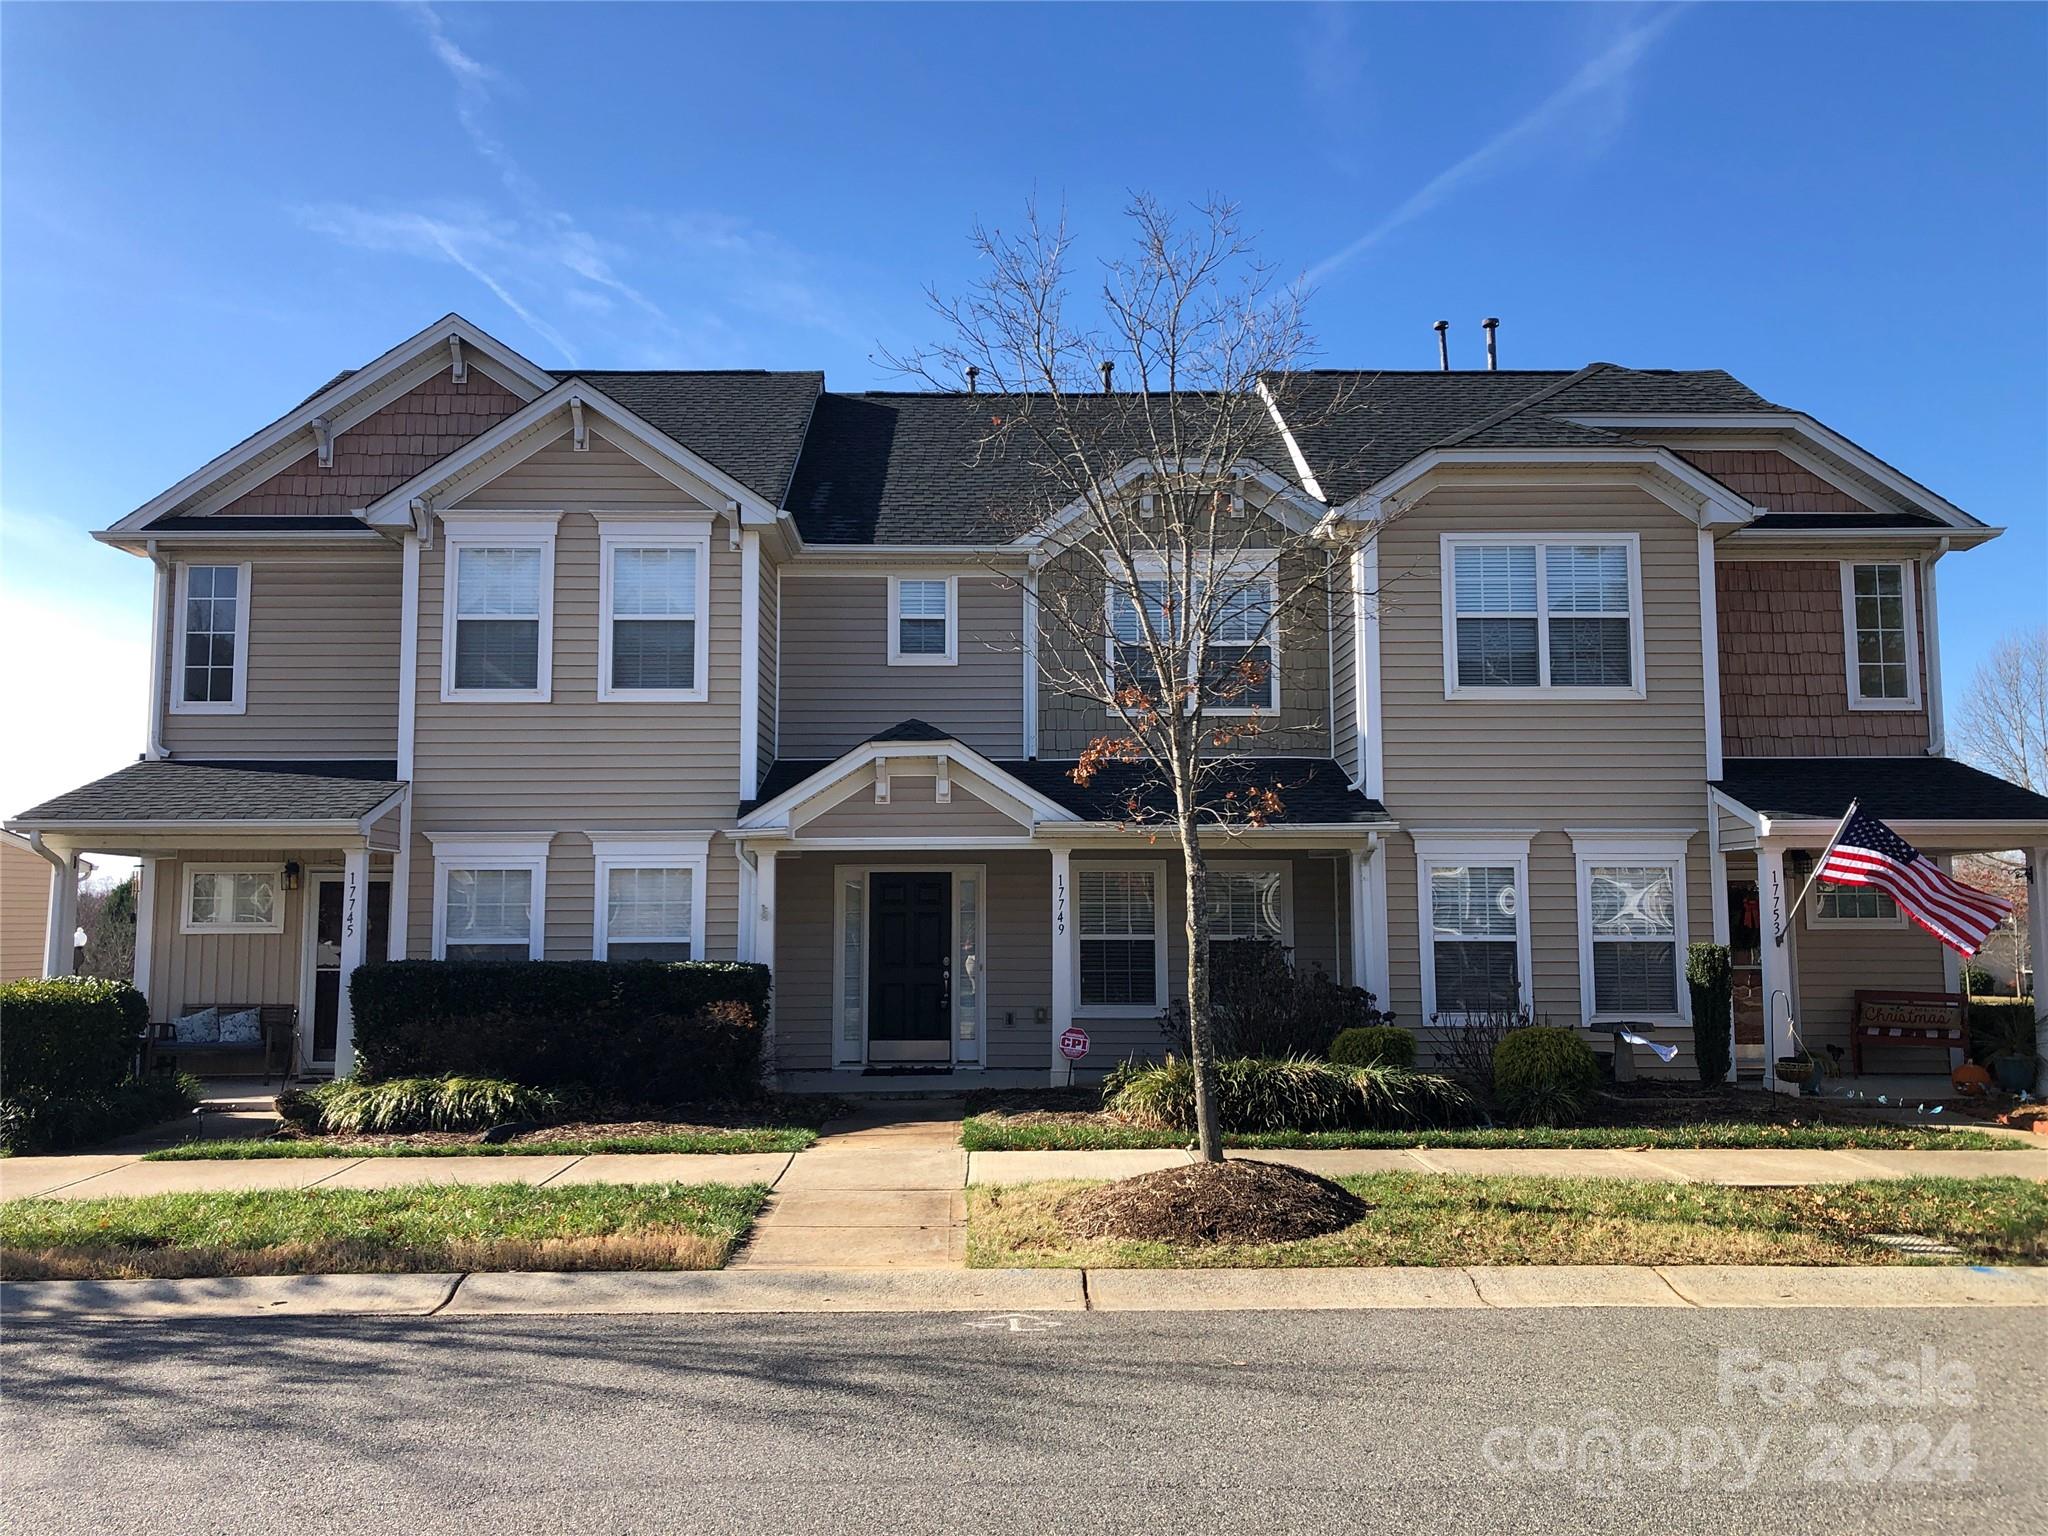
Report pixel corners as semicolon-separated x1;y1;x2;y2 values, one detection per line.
1105;1056;1472;1134
281;1076;559;1136
1492;1026;1602;1128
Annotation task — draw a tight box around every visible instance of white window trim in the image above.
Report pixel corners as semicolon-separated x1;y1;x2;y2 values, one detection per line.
179;862;285;935
1071;859;1171;1019
1440;532;1646;701
427;833;551;960
887;575;959;666
169;561;252;715
1205;861;1296;951
1839;559;1922;712
1413;832;1534;1025
1102;556;1282;716
589;832;711;960
830;863;990;1067
598;517;713;703
1570;833;1692;1028
439;514;561;704
1807;876;1905;930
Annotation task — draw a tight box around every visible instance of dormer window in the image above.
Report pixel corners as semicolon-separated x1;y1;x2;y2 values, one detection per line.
888;576;957;665
1842;561;1920;709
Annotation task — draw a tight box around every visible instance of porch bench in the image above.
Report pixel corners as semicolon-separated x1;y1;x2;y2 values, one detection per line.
1848;990;1967;1075
146;1004;297;1084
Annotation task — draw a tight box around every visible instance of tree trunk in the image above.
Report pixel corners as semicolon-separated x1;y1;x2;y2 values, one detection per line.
1178;808;1224;1162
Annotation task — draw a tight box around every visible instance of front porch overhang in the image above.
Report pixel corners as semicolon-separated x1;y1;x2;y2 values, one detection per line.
1711;756;2048;852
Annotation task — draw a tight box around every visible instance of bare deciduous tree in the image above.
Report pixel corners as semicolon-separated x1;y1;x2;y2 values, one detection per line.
1954;626;2048;794
890;196;1370;1161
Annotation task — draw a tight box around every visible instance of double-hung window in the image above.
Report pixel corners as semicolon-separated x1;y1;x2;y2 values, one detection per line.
1416;836;1531;1021
181;865;282;935
442;517;558;702
591;835;709;961
1106;561;1281;711
1205;572;1279;711
1106;577;1172;700
600;521;710;702
888;576;957;665
430;836;549;961
1572;836;1690;1023
1077;866;1162;1010
1444;535;1641;696
173;563;250;713
1841;561;1919;709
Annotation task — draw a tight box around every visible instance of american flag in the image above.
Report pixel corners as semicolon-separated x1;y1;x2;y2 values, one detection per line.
1818;806;2013;956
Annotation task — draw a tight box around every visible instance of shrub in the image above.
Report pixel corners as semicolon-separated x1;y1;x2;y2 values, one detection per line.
0;1074;199;1155
1686;943;1734;1085
1493;1026;1601;1127
0;976;149;1101
1105;1055;1473;1133
1959;963;1996;997
1967;998;2040;1065
1159;942;1394;1059
1423;1003;1535;1092
1329;1026;1416;1070
279;1075;559;1135
350;961;771;1103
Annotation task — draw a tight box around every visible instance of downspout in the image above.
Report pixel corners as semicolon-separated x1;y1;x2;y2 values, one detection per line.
144;541;171;759
25;831;78;978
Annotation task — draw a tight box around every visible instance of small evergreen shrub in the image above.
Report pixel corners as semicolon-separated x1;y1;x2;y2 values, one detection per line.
0;976;149;1100
1686;943;1734;1085
350;960;771;1102
1328;1025;1416;1070
1105;1055;1472;1133
1493;1025;1602;1127
1958;963;1995;998
279;1075;560;1135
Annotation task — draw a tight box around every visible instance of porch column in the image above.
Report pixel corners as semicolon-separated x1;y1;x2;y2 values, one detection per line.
39;841;80;978
1348;846;1376;997
1757;837;1797;1095
2029;846;2048;1095
132;857;158;998
1049;845;1073;1086
754;851;778;1068
333;843;370;1078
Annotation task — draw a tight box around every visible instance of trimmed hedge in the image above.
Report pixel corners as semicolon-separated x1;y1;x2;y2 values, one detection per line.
2;1074;200;1154
1493;1025;1601;1128
1;976;149;1101
350;960;772;1103
1328;1026;1416;1070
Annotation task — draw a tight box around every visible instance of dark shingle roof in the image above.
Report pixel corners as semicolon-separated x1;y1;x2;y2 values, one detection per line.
1714;757;2048;824
8;760;404;826
571;370;822;505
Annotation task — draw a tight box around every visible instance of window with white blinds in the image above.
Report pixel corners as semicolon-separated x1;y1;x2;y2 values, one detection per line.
1077;867;1160;1009
1446;536;1639;694
606;543;701;695
602;866;696;961
443;868;535;961
889;577;955;663
444;529;554;701
1587;864;1679;1014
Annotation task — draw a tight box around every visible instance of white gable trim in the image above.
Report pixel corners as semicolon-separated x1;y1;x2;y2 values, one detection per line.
364;379;780;530
1337;448;1762;529
738;738;1084;832
1015;456;1325;550
106;314;554;534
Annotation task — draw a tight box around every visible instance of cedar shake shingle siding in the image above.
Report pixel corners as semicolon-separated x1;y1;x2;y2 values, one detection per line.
1715;561;1930;756
213;370;526;518
1674;450;1876;516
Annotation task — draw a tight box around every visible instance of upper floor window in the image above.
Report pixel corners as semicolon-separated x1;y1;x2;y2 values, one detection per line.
441;516;558;703
1105;563;1280;712
1841;561;1920;710
1443;535;1642;698
1107;577;1171;700
172;563;250;714
888;576;957;665
599;524;709;702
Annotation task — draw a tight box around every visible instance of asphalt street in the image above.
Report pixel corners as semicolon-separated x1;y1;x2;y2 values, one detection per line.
3;1305;2041;1534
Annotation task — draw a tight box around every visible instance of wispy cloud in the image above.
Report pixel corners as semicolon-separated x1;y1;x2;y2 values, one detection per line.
1304;6;1685;286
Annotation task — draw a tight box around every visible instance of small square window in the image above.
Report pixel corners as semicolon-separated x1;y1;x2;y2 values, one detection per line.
889;577;956;664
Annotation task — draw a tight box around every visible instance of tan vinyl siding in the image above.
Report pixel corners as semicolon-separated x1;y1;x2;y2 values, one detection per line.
777;575;1027;758
795;776;1028;839
1374;481;1712;1070
1790;873;1948;1059
409;441;742;962
1;835;51;982
1716;559;1931;756
161;544;401;758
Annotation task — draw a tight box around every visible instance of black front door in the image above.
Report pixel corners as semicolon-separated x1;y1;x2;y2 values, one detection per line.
867;873;951;1063
312;878;391;1063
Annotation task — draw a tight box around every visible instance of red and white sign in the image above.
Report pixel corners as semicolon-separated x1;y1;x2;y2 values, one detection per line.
1058;1026;1090;1061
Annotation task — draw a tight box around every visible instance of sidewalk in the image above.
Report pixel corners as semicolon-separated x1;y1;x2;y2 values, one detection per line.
5;1139;2044;1209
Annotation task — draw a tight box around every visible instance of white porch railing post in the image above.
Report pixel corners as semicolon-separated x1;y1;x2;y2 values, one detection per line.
132;858;157;999
1049;845;1073;1087
1757;838;1796;1095
334;843;370;1078
2029;846;2048;1095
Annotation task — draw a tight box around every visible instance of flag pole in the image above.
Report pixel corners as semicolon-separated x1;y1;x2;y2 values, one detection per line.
1775;798;1858;948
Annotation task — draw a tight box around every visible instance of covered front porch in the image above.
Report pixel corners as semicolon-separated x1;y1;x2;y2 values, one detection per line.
1710;756;2048;1097
5;759;410;1080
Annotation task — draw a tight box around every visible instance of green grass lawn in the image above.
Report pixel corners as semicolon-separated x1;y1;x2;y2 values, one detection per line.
0;1181;769;1280
145;1127;816;1160
966;1173;2048;1269
959;1116;2026;1153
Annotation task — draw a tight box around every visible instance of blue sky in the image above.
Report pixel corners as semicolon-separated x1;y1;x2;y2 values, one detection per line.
3;1;2044;824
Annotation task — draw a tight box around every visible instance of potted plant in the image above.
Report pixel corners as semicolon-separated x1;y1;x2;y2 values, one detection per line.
1775;1051;1817;1088
1974;1001;2043;1094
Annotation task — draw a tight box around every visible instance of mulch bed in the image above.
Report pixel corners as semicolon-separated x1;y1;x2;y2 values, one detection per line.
1058;1160;1367;1245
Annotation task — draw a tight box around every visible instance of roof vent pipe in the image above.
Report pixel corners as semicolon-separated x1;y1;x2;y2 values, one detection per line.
965;364;979;394
1099;360;1114;393
1482;317;1500;370
1433;321;1450;371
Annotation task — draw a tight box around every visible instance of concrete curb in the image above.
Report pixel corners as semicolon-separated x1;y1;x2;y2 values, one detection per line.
6;1264;2043;1321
